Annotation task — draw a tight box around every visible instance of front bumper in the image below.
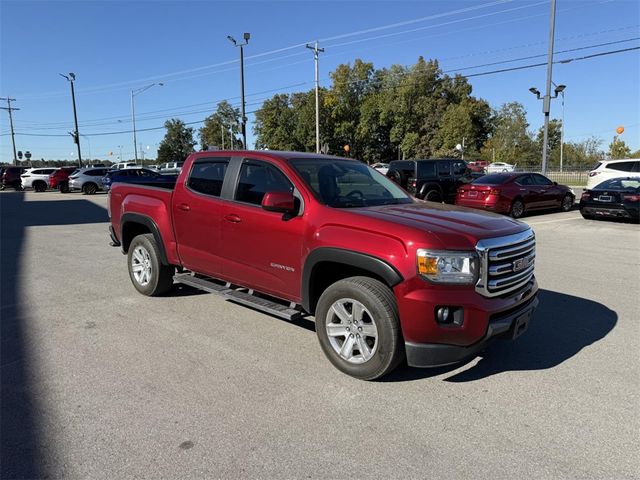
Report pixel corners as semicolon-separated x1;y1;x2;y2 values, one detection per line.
405;294;538;367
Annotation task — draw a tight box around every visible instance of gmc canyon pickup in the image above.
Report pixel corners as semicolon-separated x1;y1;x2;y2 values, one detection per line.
108;151;538;380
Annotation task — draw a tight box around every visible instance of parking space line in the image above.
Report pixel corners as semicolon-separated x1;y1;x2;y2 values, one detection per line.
526;216;583;226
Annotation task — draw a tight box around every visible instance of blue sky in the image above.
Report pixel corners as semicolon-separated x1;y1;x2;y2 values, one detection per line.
1;0;638;162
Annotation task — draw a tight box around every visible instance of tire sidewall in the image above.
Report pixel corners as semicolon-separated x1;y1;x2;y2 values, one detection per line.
562;194;573;211
128;234;164;296
315;278;400;380
83;183;97;195
424;189;441;202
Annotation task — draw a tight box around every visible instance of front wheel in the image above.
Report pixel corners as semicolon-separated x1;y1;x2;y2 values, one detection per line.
561;194;573;212
34;181;47;192
510;199;525;218
127;233;175;296
315;276;404;380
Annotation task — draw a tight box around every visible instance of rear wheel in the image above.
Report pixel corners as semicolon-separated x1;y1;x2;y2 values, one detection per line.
424;189;442;202
127;233;174;296
510;199;525;218
315;276;403;380
561;194;573;212
59;182;69;193
83;182;98;195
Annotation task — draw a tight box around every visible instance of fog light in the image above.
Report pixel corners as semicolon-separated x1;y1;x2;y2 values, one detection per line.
436;307;451;323
435;306;464;326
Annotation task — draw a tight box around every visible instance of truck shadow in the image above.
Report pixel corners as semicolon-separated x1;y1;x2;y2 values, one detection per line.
1;192;108;479
383;289;617;383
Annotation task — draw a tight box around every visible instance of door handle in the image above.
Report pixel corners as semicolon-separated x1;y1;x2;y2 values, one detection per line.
177;203;191;211
540;190;547;193
224;214;241;223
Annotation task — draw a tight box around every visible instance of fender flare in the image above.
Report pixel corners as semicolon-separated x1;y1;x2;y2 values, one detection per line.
120;212;169;265
301;247;403;313
418;183;443;200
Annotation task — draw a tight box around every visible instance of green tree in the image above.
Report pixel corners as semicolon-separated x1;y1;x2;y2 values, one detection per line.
608;136;632;159
157;119;196;163
561;136;604;167
535;119;562;167
630;148;640;159
253;94;300;150
199;100;241;150
480;102;536;165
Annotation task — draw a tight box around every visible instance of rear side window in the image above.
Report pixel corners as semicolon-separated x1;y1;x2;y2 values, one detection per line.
516;175;535;186
437;161;451;176
417;162;436;178
235;161;292;206
187;157;229;197
608;161;634;172
474;174;510;185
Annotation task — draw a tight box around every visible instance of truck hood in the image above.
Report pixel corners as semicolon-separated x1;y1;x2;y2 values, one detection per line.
348;202;528;249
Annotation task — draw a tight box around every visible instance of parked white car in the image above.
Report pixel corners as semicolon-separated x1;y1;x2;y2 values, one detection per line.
486;162;515;173
586;158;640;189
371;162;389;175
20;167;57;192
110;162;138;170
160;161;184;174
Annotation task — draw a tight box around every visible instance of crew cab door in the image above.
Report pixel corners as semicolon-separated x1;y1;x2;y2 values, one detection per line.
219;158;305;301
172;156;230;276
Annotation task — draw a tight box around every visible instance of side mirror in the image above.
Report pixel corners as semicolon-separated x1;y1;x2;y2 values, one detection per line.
262;191;296;214
553;181;558;185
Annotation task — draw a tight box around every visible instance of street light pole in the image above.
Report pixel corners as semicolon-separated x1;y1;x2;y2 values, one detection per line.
540;0;557;175
228;33;250;149
60;73;82;167
306;41;325;154
131;83;163;164
552;81;565;172
529;80;565;174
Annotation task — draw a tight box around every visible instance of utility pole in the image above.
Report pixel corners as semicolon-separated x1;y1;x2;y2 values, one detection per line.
131;83;163;165
306;41;325;154
0;97;19;165
541;0;557;175
228;33;250;149
60;73;82;167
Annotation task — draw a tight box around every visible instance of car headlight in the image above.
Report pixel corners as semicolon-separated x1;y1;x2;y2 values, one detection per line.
416;249;478;284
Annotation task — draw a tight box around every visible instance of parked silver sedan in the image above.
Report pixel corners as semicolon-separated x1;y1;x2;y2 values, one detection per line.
68;167;109;194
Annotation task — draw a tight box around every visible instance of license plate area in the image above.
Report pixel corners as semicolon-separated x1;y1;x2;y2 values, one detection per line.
598;195;612;202
468;190;478;198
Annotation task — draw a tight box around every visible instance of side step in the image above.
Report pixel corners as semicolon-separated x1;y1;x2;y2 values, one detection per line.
174;273;303;321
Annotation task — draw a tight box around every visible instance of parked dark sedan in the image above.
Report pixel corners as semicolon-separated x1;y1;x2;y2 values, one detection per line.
456;172;574;218
102;168;176;192
580;177;640;222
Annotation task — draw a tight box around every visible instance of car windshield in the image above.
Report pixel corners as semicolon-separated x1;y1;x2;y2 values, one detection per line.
290;158;413;208
472;174;510;185
594;178;640;191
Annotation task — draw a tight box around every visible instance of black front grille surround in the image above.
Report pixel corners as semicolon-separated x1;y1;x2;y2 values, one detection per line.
475;229;536;297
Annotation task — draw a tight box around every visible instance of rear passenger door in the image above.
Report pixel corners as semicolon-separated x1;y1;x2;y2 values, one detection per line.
532;173;560;208
219;158;305;301
172;156;230;276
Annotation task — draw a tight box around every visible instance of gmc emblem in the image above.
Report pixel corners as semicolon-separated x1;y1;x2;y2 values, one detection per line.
513;258;527;272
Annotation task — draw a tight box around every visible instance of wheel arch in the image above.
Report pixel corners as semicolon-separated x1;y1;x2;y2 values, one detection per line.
418;182;443;199
301;248;403;314
120;213;169;265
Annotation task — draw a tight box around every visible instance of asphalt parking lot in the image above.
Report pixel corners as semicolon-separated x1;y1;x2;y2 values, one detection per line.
1;190;639;479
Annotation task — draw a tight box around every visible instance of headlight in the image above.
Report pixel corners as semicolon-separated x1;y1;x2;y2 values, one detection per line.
416;249;477;284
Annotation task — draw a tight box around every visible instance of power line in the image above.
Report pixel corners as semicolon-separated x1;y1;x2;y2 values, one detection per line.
3;44;637;141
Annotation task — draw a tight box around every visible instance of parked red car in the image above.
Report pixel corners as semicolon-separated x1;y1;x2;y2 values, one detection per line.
48;166;78;193
466;160;488;173
456;172;574;218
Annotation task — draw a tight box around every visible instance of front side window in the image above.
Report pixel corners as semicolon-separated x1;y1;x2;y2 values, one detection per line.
452;161;467;176
291;158;412;208
532;174;553;186
515;175;535;186
235;161;292;206
187;157;229;197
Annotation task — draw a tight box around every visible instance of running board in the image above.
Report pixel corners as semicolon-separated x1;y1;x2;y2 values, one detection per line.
173;273;303;321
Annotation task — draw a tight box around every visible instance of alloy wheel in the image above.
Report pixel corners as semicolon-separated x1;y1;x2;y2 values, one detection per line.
325;298;378;364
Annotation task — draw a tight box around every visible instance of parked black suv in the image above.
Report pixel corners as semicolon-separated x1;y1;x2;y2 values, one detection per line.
386;158;471;202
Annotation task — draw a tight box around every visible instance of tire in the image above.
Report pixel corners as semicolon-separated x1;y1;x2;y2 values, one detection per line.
83;182;98;195
510;199;525;219
59;182;69;193
561;194;573;212
127;233;175;296
423;189;442;202
34;181;47;192
315;276;404;380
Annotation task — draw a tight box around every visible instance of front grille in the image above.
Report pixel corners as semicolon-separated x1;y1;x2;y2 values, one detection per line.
475;229;535;297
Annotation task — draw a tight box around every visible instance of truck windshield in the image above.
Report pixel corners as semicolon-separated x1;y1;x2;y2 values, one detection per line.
290;158;413;208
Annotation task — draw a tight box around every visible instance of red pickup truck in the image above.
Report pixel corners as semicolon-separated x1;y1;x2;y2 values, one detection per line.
108;151;538;380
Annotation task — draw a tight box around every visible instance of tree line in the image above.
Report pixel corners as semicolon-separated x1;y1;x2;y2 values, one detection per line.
152;56;639;167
